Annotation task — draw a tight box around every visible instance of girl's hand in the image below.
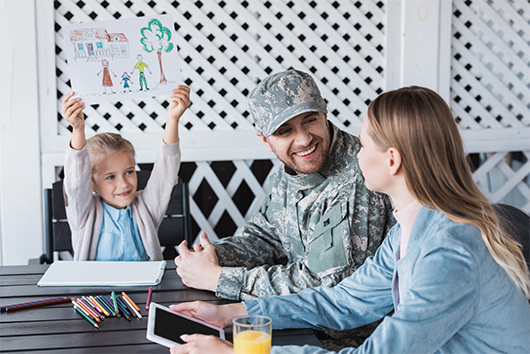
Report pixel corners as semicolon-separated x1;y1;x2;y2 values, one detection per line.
168;85;191;123
61;92;85;131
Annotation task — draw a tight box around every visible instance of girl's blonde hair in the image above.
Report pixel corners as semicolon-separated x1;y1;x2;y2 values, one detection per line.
86;133;135;174
367;86;530;299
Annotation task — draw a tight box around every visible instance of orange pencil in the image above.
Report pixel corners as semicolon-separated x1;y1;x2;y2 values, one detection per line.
72;301;99;329
72;300;93;319
76;299;102;321
121;292;140;312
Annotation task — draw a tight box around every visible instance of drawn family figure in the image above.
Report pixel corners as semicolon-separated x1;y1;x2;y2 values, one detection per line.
121;72;133;92
96;59;117;94
131;54;151;91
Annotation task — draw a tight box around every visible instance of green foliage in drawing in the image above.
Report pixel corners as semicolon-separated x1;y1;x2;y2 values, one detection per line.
140;18;174;83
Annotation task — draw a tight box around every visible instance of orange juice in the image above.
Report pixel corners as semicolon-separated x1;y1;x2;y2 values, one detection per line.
234;330;271;354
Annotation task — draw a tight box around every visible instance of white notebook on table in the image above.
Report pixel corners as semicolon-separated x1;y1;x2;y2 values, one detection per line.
37;261;167;287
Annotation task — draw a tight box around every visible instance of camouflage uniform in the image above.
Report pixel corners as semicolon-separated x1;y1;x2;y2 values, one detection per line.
211;69;393;305
214;121;394;301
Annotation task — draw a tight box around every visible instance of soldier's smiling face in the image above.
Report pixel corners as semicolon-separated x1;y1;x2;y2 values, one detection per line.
259;112;331;175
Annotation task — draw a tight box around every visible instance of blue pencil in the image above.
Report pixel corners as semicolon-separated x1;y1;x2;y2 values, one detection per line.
94;296;114;316
115;296;132;321
97;296;116;316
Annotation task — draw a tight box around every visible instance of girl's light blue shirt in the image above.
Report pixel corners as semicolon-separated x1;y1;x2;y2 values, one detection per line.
95;202;148;261
245;207;530;354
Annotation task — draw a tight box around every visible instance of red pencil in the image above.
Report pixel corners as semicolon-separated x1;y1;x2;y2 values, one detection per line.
2;297;72;312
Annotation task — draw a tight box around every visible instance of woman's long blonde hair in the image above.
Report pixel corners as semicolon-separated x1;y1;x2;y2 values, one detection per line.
367;86;530;299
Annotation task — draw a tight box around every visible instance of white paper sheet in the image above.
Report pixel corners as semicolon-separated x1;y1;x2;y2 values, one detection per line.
37;261;167;287
62;15;183;104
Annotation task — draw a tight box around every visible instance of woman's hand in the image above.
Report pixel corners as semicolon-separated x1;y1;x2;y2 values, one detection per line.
170;301;246;329
170;334;233;354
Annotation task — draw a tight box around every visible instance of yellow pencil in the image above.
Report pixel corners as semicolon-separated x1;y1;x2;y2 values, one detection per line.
90;295;110;317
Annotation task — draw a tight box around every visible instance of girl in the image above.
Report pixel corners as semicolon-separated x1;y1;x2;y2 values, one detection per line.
61;86;190;261
169;86;530;354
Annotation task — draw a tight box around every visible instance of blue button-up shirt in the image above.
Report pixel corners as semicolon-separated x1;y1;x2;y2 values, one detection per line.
95;202;148;261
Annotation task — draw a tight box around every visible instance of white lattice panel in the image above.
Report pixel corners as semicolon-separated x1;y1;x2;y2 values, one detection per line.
451;0;530;212
50;0;388;241
47;0;529;244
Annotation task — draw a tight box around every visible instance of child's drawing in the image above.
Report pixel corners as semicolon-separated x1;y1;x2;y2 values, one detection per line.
131;54;152;91
97;59;117;94
63;15;183;104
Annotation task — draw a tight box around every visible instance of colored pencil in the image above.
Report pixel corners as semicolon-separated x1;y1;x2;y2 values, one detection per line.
83;296;104;315
94;296;113;316
103;296;121;317
90;295;110;317
111;291;119;313
121;294;142;319
118;295;137;318
1;297;72;312
76;299;101;322
121;292;140;312
1;297;68;310
73;302;99;329
115;296;132;321
98;296;117;316
72;300;93;320
146;287;152;310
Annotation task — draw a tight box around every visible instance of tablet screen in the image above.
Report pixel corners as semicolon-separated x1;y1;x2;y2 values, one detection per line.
153;307;221;344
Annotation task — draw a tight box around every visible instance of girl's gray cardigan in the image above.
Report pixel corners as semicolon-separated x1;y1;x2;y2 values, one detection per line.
63;141;181;261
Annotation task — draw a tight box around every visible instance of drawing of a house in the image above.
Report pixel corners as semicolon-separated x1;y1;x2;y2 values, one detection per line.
70;28;129;62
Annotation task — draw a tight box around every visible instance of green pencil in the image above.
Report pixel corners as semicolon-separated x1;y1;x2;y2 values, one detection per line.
111;291;119;313
73;302;99;329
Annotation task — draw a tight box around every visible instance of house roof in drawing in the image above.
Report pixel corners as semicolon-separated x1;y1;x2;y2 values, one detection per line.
109;33;128;42
70;28;128;43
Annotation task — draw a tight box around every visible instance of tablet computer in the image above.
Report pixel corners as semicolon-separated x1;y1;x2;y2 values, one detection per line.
146;302;225;348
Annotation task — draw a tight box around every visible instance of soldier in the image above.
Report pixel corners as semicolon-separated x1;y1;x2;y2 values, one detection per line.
175;69;394;301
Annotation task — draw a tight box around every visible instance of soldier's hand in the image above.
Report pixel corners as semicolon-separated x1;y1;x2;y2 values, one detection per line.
175;232;221;292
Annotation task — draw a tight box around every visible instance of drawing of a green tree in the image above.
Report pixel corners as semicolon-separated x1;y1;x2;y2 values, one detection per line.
140;18;174;84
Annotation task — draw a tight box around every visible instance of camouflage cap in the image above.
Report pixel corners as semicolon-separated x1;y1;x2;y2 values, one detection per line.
248;69;328;137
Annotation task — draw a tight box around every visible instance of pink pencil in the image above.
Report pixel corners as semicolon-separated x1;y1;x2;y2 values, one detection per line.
146;286;152;310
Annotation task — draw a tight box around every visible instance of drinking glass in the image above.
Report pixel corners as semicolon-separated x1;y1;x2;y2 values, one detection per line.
233;315;272;354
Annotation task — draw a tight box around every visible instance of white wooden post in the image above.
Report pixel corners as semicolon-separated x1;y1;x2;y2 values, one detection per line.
386;0;452;101
0;0;43;265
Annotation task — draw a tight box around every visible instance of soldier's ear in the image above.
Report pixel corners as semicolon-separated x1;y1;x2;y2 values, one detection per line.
256;132;273;152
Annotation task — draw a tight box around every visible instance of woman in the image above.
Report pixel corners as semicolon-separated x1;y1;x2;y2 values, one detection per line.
170;86;530;354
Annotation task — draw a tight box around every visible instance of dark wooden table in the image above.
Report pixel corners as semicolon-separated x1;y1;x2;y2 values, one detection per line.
0;263;321;353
